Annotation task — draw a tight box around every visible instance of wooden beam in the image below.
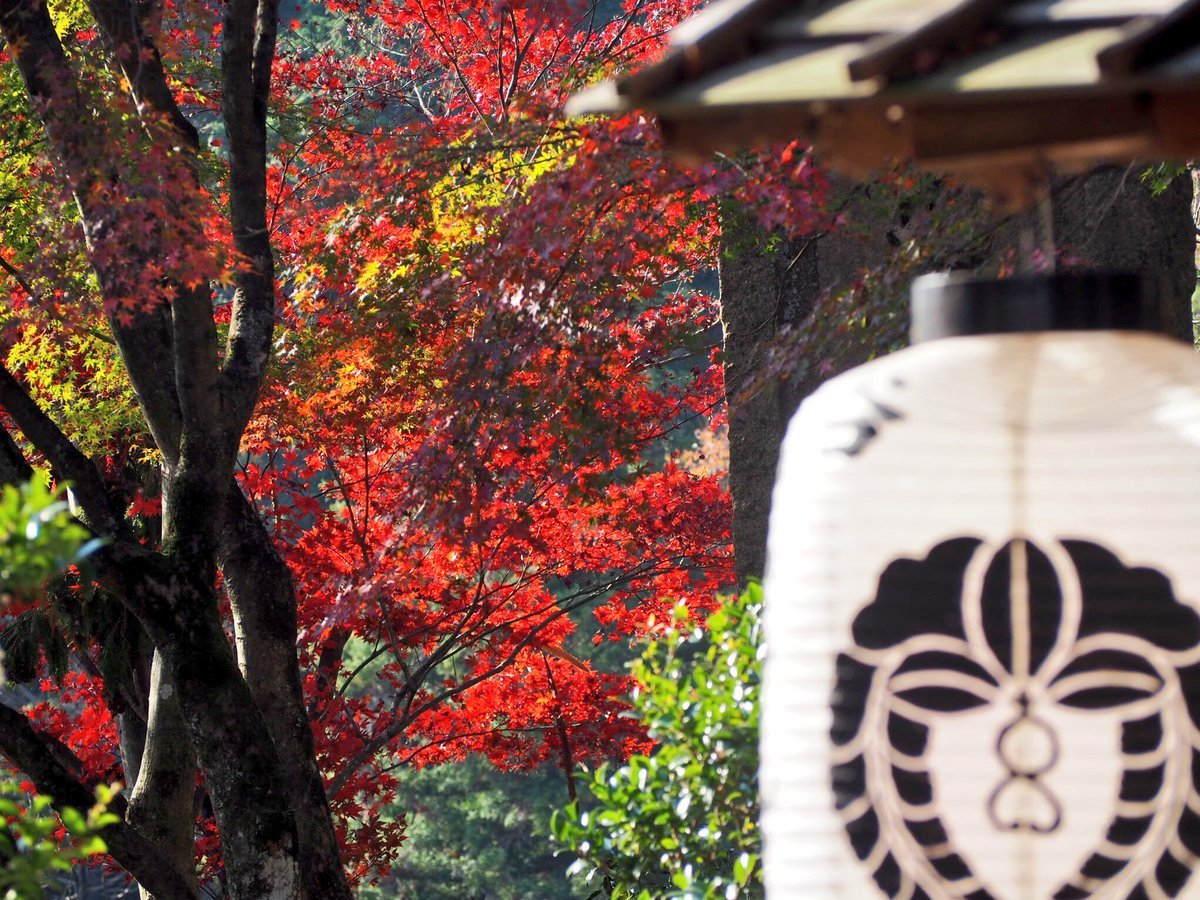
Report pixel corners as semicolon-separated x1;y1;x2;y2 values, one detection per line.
905;93;1153;159
1153;88;1200;155
657;100;914;173
929;132;1157;208
617;0;800;102
657;105;823;163
815;103;914;174
847;0;1012;83
1096;0;1200;73
1001;0;1182;28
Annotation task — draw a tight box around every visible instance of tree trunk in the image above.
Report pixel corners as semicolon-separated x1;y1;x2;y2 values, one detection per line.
719;167;1197;584
222;487;353;900
126;654;198;900
718;213;819;585
0;0;355;894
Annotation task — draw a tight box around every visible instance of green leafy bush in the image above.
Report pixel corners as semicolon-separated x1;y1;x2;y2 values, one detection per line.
0;479;94;599
551;584;763;899
0;479;95;682
0;783;119;900
0;477;110;898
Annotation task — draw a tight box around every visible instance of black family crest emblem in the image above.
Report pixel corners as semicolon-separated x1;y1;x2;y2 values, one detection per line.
831;537;1200;899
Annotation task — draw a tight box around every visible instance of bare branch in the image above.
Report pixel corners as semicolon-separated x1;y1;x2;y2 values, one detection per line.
87;0;200;149
0;362;127;539
0;424;33;486
219;0;282;449
0;702;199;900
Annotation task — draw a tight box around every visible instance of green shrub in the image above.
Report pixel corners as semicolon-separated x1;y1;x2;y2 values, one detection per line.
0;777;120;898
551;584;763;899
0;478;111;898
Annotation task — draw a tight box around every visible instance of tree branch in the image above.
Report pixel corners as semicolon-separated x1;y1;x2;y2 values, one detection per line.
0;0;185;463
219;0;281;451
88;0;227;469
0;0;101;193
0;362;127;539
87;0;224;469
0;424;33;486
87;0;200;149
0;253;39;303
0;702;198;900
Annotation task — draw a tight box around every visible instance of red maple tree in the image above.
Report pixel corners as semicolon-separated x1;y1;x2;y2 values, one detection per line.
0;0;826;894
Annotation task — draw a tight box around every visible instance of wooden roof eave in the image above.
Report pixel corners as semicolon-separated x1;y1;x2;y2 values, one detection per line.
650;82;1197;208
613;0;800;103
571;80;1197;181
847;0;1014;82
652;88;1156;154
563;0;1200;208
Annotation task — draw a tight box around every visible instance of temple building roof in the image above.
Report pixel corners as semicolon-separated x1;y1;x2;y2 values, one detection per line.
567;0;1200;202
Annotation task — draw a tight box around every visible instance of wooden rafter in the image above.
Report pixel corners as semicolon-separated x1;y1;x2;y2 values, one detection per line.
566;0;1200;199
1096;0;1200;73
616;0;797;101
847;0;1012;82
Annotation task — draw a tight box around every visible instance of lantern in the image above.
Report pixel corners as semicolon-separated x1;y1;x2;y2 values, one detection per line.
761;273;1200;898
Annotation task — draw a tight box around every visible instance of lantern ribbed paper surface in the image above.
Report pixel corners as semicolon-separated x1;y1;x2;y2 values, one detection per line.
762;321;1200;898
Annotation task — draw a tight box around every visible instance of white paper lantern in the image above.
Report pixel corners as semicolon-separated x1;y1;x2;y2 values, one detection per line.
761;273;1200;899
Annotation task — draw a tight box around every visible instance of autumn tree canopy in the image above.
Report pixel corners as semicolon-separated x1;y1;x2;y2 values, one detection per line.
0;0;824;895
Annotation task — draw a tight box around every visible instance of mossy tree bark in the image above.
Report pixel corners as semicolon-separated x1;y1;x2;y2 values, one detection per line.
0;0;354;896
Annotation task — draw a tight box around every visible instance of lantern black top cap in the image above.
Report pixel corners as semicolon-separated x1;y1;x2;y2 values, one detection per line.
910;272;1165;343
